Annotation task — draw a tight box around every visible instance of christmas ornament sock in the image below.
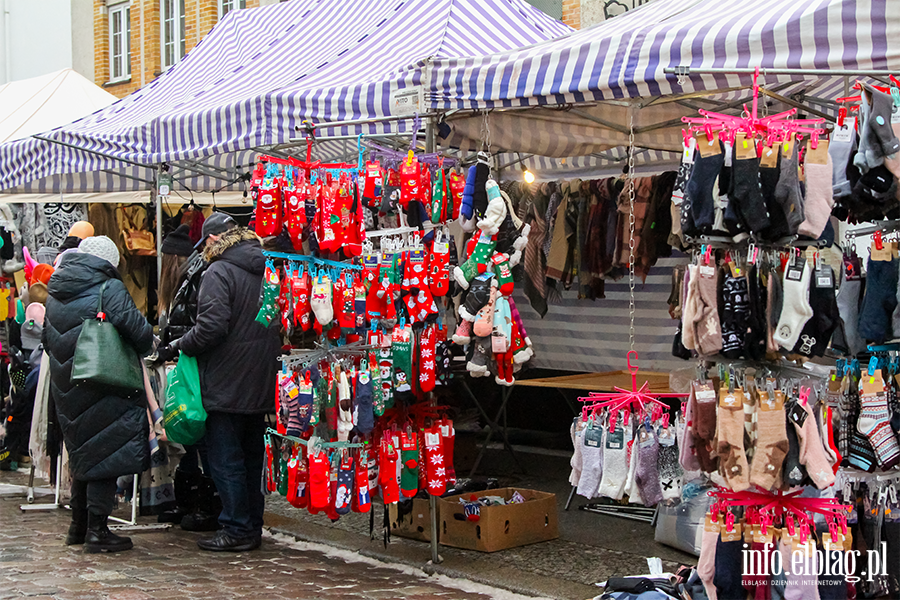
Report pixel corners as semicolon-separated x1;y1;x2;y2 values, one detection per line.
453;231;496;288
255;261;281;326
774;260;814;350
418;324;437;393
749;395;789;491
634;425;664;506
423;426;447;496
392;324;414;393
473;279;498;338
294;268;313;332
311;275;334;326
597;422;630;500
335;457;354;515
399;431;419;498
858;374;900;469
459;273;493;321
716;389;751;491
656;425;683;502
255;165;283;237
791;400;837;488
492;252;514;295
308;451;330;514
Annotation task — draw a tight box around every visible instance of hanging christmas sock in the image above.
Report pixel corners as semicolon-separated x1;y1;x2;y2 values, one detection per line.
293;267;312;332
317;183;340;253
311;275;334;326
366;446;379;500
423;426;447;496
281;374;302;438
492;294;512;354
334;455;354;516
326;457;340;520
453;230;496;288
255;260;280;326
356;364;375;434
338;275;356;333
404;287;438;324
399;157;421;210
473;279;498;338
857;373;900;469
448;168;465;220
308;450;330;514
379;437;399;504
279;266;294;334
419;324;437;393
439;419;456;484
452;319;473;345
255;164;283;237
431;167;446;224
283;173;307;252
378;344;394;410
492;252;514;295
352;450;371;513
436;340;453;386
508;296;534;361
392;324;413;392
265;436;277;493
399;431;419;498
362;161;382;208
295;372;314;434
367;349;385;417
509;320;531;365
337;369;353;443
466;335;492;377
354;278;367;335
429;236;450;297
459;273;494;322
286;447;308;509
277;449;290;496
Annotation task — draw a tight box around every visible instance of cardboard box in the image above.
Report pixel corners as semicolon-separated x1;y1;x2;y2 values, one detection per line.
438;488;558;552
390;497;432;542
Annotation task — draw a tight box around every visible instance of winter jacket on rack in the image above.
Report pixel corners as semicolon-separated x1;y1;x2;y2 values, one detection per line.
43;253;153;481
162;251;207;346
178;228;282;414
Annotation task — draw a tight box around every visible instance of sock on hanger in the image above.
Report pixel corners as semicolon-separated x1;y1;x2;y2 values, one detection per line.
716;388;750;492
749;391;788;491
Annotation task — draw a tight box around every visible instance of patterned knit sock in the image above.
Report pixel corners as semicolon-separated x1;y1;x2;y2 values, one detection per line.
635;425;664;506
749;396;788;491
716;389;750;491
859;374;900;469
656;425;683;501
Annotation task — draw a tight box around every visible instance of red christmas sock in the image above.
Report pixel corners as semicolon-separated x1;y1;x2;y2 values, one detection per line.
286;446;308;508
352;449;371;513
825;406;842;474
283;172;307;252
265;437;277;493
424;425;447;496
448;169;465;220
400;158;421;210
318;183;339;253
404;287;438;324
307;451;330;514
279;267;292;332
294;269;312;332
255;164;283;238
338;275;356;333
428;237;450;297
439;419;456;484
419;324;437;393
379;437;399;504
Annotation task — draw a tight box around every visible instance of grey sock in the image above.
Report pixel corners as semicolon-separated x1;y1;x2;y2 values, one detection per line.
865;83;900;156
854;99;876;173
576;436;604;499
775;143;803;234
635;429;663;506
837;275;866;356
830;121;857;198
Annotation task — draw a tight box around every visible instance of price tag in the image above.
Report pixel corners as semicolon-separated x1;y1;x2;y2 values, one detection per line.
816;267;834;289
760;145;778;168
605;427;624;450
584;424;603;448
683;139;697;164
806;139;830;165
787;401;808;427
425;432;441;447
833;118;856;142
786;266;803;282
696;133;722;157
892;106;900;124
719;389;739;408
657;426;676;446
699;265;716;278
695;385;717;404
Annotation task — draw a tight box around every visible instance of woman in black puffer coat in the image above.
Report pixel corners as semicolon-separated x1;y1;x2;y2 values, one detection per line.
43;236;153;553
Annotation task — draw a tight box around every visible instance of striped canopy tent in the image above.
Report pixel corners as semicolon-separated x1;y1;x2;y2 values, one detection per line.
0;0;569;195
432;0;900;180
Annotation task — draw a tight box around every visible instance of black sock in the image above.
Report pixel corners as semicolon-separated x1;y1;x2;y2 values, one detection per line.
713;537;745;600
687;151;724;232
731;157;770;233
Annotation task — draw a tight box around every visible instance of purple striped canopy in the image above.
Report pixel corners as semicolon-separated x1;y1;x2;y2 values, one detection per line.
0;0;570;193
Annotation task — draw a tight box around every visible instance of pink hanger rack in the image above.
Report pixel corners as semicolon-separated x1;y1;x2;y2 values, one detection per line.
578;351;689;420
681;67;827;147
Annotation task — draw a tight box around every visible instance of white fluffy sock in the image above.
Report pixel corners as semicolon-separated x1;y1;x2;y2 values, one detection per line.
311;277;334;325
569;419;585;486
598;422;631;500
774;261;814;350
576;430;604;499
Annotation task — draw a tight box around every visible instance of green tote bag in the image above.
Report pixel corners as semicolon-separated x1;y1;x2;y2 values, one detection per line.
71;281;144;391
163;352;207;445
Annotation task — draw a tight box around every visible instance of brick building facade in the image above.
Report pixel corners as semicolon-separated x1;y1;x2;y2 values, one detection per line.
93;0;272;98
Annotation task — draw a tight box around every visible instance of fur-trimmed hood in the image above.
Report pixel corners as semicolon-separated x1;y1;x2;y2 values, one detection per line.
202;227;265;275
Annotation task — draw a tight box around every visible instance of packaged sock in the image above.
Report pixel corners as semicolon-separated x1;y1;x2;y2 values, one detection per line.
576;419;604;499
597;420;631;500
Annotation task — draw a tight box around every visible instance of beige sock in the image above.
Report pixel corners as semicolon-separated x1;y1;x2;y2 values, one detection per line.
716;388;750;491
749;393;788;491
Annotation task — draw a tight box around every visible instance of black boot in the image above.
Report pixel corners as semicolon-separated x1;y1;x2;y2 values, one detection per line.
65;509;87;545
181;476;222;532
158;468;196;524
84;513;133;554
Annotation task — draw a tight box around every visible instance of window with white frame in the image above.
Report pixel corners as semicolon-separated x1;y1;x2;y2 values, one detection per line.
109;3;131;81
219;0;246;19
161;0;186;69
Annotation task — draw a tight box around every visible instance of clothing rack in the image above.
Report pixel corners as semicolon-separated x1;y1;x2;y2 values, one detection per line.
847;219;900;237
262;251;364;271
279;340;379;370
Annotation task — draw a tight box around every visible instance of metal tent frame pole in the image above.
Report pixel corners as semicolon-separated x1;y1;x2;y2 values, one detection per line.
665;66;900;77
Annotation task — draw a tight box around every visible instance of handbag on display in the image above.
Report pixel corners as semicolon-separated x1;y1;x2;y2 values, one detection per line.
71;280;144;391
120;207;156;256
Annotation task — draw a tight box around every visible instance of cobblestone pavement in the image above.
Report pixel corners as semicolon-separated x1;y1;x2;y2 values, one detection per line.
0;479;542;600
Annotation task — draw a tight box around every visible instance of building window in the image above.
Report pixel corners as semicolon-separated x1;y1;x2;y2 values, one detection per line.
109;3;131;82
161;0;186;69
219;0;246;19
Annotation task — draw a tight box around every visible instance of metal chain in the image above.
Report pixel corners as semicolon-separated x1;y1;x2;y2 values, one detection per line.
627;108;637;352
481;110;492;176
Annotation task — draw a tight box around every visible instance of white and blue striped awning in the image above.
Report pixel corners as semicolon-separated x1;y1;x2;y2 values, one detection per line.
0;0;570;194
428;0;900;109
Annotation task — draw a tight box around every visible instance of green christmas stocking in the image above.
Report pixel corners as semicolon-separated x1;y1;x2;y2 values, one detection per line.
255;260;281;325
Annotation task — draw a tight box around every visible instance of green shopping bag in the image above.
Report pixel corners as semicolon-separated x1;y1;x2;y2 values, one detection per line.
163;353;207;445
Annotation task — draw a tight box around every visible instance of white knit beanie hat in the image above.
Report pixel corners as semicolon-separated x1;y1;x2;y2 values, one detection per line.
78;235;120;269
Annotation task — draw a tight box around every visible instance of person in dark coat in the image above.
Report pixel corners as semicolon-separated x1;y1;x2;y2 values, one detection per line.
162;226;281;551
43;236;153;553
